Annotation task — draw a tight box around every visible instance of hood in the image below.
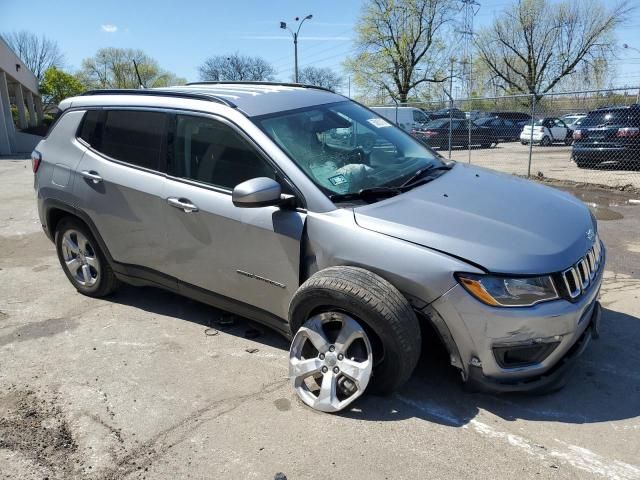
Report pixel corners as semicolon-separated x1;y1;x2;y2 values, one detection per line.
354;164;594;274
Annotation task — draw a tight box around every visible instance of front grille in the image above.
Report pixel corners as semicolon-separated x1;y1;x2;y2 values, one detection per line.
561;236;603;299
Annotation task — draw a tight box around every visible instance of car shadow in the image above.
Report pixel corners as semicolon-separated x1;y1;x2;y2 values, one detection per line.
105;285;640;428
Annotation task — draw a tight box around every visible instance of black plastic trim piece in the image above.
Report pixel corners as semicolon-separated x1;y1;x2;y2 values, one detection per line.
81;89;237;108
185;81;335;93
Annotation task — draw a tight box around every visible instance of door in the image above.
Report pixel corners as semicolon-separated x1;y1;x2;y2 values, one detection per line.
163;113;305;321
550;119;567;140
74;109;171;277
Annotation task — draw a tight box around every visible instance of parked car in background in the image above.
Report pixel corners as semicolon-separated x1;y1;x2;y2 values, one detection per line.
572;104;640;169
429;107;467;120
412;118;497;149
489;111;532;123
521;117;573;146
370;106;431;132
474;117;524;142
562;113;587;129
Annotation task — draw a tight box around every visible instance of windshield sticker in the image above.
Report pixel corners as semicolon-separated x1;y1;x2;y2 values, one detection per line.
328;174;348;186
367;118;391;128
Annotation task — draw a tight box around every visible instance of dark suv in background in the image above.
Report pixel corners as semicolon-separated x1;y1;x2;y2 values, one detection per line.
572;104;640;169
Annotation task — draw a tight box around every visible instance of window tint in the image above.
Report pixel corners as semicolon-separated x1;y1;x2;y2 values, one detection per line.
412;110;428;123
78;110;102;146
99;110;166;170
581;109;639;128
170;115;275;189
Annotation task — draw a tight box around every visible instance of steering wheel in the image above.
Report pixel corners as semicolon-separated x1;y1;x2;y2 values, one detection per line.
344;147;370;166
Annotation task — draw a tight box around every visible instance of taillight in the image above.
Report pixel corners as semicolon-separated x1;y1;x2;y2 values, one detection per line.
31;150;42;173
423;131;439;138
616;127;640;138
573;130;583;140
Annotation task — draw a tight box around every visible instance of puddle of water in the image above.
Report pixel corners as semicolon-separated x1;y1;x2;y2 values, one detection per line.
557;186;640;221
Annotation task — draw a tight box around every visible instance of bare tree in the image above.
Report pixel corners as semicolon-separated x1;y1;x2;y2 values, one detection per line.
344;0;457;103
77;48;186;89
3;31;64;81
198;53;275;82
475;0;632;98
296;66;343;91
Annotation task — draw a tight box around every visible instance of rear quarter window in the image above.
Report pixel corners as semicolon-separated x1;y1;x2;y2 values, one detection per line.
78;109;167;171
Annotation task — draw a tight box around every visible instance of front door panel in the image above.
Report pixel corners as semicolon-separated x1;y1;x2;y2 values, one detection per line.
163;179;305;320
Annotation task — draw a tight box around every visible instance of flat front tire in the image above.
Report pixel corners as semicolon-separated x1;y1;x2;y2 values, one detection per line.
288;267;422;412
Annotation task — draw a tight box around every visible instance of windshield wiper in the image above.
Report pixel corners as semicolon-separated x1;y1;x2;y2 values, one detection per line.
329;186;402;203
400;162;453;188
330;163;454;204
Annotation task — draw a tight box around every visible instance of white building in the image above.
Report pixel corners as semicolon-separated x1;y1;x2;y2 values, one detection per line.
0;35;44;155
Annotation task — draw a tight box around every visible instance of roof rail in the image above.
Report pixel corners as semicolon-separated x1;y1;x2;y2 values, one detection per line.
185;80;335;93
80;89;237;108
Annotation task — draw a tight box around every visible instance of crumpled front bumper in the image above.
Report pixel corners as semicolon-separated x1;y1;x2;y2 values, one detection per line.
423;253;605;393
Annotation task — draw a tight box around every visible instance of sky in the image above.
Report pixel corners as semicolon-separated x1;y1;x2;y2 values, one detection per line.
2;0;640;95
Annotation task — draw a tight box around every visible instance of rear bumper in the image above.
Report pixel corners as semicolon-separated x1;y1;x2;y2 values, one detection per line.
572;146;640;162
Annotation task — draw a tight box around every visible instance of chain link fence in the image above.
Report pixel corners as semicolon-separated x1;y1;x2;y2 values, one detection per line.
367;87;640;189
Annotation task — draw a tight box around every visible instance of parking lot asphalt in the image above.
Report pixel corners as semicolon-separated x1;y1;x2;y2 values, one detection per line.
1;158;640;480
445;141;640;189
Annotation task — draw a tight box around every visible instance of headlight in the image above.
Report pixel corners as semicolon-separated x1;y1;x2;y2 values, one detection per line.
455;273;559;307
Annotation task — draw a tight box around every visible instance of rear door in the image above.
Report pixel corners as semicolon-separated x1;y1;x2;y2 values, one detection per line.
163;112;305;321
74;109;171;279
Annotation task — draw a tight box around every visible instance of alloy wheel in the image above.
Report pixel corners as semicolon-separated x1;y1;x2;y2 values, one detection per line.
61;229;100;287
289;312;373;413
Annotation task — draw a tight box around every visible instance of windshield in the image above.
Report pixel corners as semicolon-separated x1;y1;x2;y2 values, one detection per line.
255;101;444;197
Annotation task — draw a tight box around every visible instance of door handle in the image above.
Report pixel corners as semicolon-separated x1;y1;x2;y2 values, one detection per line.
167;197;199;213
81;170;103;183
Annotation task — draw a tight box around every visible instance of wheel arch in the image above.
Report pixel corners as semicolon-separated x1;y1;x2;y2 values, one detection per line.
43;198;114;264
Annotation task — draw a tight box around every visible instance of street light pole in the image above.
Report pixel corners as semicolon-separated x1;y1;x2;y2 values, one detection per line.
280;14;313;83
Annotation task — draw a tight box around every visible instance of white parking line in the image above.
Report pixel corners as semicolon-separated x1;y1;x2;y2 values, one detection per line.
395;395;640;480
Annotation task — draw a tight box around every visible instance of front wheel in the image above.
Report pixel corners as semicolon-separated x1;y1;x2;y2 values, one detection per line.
288;267;422;412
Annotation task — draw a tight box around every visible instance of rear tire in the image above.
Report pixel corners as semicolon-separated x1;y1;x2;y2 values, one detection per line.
289;266;422;396
541;136;551;146
55;217;119;297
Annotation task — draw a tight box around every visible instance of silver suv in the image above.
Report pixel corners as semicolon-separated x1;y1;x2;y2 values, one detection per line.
33;82;604;412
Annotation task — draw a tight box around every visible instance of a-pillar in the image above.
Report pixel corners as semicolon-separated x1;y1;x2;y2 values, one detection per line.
0;71;16;154
14;84;28;129
25;90;37;127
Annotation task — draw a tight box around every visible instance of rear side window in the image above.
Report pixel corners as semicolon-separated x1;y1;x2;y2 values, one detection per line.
101;110;166;170
78;110;102;146
79;109;167;170
581;109;638;128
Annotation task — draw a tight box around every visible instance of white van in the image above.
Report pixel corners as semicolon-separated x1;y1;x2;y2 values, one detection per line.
370;106;430;132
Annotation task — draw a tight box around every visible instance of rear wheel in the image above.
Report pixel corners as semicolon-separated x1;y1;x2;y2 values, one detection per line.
289;267;422;412
540;136;551;146
55;217;119;297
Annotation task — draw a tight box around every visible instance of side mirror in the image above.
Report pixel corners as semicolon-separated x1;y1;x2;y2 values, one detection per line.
232;177;284;208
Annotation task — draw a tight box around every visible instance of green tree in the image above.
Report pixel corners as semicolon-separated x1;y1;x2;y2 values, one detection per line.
345;0;457;103
40;67;85;107
77;48;186;89
475;0;632;98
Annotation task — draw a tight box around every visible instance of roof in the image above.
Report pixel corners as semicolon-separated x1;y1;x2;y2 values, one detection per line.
80;82;346;117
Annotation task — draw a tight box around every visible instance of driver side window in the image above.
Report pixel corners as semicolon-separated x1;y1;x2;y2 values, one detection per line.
169;115;276;190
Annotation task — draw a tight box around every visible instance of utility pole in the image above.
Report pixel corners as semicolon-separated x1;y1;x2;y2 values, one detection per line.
448;58;455;160
280;14;313;83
